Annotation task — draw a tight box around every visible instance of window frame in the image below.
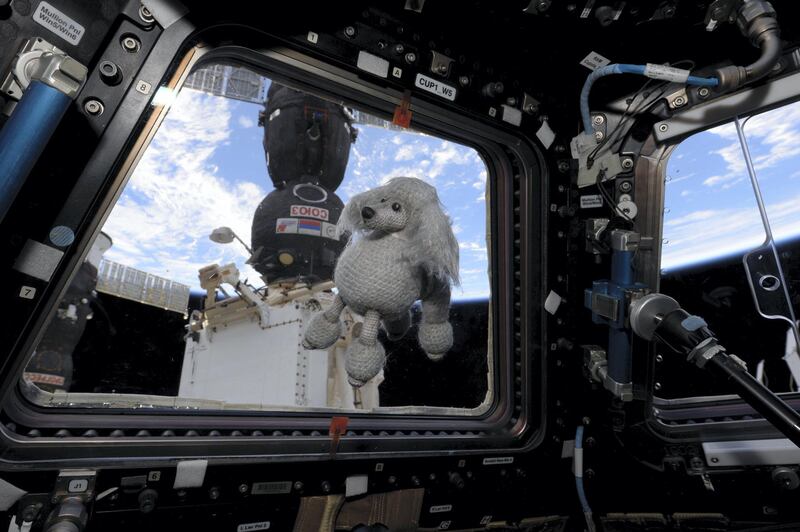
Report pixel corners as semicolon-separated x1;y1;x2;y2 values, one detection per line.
0;23;548;466
635;65;800;444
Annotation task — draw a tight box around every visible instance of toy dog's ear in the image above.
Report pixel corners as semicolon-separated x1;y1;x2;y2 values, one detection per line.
412;198;460;286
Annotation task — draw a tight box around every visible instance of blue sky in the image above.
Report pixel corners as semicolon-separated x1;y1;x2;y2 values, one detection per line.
102;82;490;300
662;101;800;271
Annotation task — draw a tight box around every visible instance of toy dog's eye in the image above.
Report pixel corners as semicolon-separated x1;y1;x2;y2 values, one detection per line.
392;202;402;212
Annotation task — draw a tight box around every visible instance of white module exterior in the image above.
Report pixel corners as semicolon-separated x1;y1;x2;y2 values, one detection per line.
178;297;331;408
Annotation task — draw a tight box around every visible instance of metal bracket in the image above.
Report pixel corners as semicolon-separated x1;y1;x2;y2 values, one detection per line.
1;38;86;107
429;51;454;77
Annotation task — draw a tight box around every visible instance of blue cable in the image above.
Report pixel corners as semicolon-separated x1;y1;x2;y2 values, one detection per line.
574;425;591;514
580;63;719;133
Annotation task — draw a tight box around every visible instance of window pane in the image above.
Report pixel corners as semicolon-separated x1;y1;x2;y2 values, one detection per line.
658;102;800;397
22;64;493;414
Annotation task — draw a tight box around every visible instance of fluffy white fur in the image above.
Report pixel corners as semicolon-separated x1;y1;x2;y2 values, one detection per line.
303;177;460;387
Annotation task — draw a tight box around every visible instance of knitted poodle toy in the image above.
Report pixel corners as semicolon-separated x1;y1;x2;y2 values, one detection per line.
303;177;460;387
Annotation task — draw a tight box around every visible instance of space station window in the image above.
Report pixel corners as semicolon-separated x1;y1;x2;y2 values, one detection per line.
657;101;800;400
19;64;494;416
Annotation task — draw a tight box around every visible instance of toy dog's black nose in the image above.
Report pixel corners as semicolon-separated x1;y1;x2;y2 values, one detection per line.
361;206;375;220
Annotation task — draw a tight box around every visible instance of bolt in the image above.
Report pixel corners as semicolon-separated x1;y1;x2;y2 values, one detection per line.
238;483;249;494
673;96;686;107
320;481;331;493
618;181;632;193
388;475;397;484
658;123;669;132
621;158;634;170
458;75;470;86
436;63;448;75
404;52;417;64
121;35;140;53
592;115;605;126
208;486;221;500
84;99;104;116
654;382;662;391
656;354;664;363
293;481;304;491
698;87;710;98
344;26;356;38
524;102;538;113
138;4;154;24
594;131;604;141
394;43;405;54
377;40;387;49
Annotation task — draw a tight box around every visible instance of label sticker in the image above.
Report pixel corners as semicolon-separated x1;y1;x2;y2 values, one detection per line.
251;481;292;495
322;222;338;240
298;219;322;236
357;51;389;78
24;372;65;386
238;522;270;532
480;515;493;525
148;471;161;482
290;205;329;221
34;1;85;45
307;32;318;44
482;457;514;465
501;105;522;127
375;463;384;472
488;107;497;118
19;286;36;299
430;505;453;513
135;80;152;95
580;195;604;208
580;0;596;18
276;218;298;234
644;63;690;83
580;51;610;71
415;73;457;101
457;459;466;468
392;66;403;78
438;521;452;530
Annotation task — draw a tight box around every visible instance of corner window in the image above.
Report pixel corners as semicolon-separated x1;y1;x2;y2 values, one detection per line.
21;63;493;415
658;101;800;398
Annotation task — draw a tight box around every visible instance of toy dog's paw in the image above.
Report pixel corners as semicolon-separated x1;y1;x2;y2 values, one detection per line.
382;311;412;341
303;312;342;350
346;339;386;387
418;321;453;361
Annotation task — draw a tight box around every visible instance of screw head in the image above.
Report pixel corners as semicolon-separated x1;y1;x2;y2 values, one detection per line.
436;63;448;75
121;36;140;53
293;481;304;491
506;97;517;106
673;96;686;107
404;52;417;64
344;26;356;38
619;180;633;193
656;354;664;363
458;75;470;86
320;481;331;493
621;157;634;169
138;4;154;23
524;103;538;113
698;87;710;98
658;123;669;132
594;131;604;141
208;487;221;500
394;43;405;54
654;382;662;391
592;114;605;125
238;483;249;494
84;99;104;116
557;161;569;173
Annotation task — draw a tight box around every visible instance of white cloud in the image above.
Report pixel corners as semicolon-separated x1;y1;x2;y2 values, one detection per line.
661;193;800;270
237;115;256;128
701;101;800;189
102;89;266;288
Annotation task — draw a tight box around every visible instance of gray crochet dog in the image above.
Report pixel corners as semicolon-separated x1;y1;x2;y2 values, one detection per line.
303;177;460;387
